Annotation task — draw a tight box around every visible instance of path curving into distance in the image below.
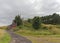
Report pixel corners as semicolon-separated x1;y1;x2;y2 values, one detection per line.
7;30;32;43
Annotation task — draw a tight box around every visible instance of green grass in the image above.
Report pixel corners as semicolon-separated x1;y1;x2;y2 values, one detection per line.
0;29;11;43
15;28;60;43
0;33;11;43
16;29;52;36
10;22;60;43
15;23;60;43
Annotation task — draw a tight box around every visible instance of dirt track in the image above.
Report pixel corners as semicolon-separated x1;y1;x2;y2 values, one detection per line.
7;30;32;43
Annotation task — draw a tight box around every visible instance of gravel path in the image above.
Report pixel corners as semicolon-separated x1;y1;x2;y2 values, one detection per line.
7;30;32;43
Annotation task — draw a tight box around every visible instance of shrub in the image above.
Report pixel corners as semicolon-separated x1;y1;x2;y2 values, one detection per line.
14;15;23;26
32;16;41;30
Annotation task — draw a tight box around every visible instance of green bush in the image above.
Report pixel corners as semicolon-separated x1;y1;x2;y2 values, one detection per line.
32;16;41;30
14;15;23;26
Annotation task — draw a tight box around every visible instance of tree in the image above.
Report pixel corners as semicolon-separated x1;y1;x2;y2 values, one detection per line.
41;13;60;24
32;16;41;30
52;13;60;24
27;19;32;23
14;15;22;26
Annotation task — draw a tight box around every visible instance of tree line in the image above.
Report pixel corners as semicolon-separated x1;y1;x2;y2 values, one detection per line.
12;13;60;30
41;13;60;25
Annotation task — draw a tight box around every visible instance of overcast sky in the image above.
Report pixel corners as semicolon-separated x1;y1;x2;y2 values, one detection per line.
0;0;60;26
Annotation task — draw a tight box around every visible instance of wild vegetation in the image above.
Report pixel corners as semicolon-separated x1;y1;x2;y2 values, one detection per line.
12;13;60;31
9;13;60;43
14;15;23;26
41;13;60;24
7;13;59;36
0;29;11;43
32;16;41;29
0;13;60;43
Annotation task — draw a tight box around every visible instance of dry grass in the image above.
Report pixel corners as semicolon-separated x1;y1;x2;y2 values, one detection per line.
16;24;60;43
0;29;6;38
42;24;60;34
24;36;60;43
0;26;7;30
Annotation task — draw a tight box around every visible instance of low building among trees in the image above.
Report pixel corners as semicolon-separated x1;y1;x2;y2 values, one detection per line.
8;20;17;29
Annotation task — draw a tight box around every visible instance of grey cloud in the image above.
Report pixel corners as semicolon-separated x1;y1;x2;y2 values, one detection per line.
40;0;60;15
0;0;60;26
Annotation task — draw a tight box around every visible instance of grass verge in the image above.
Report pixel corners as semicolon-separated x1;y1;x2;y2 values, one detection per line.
15;29;60;43
15;24;60;43
0;29;11;43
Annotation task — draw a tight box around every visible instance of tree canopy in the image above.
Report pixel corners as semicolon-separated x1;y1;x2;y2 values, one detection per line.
41;13;60;24
32;16;41;29
14;15;23;26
